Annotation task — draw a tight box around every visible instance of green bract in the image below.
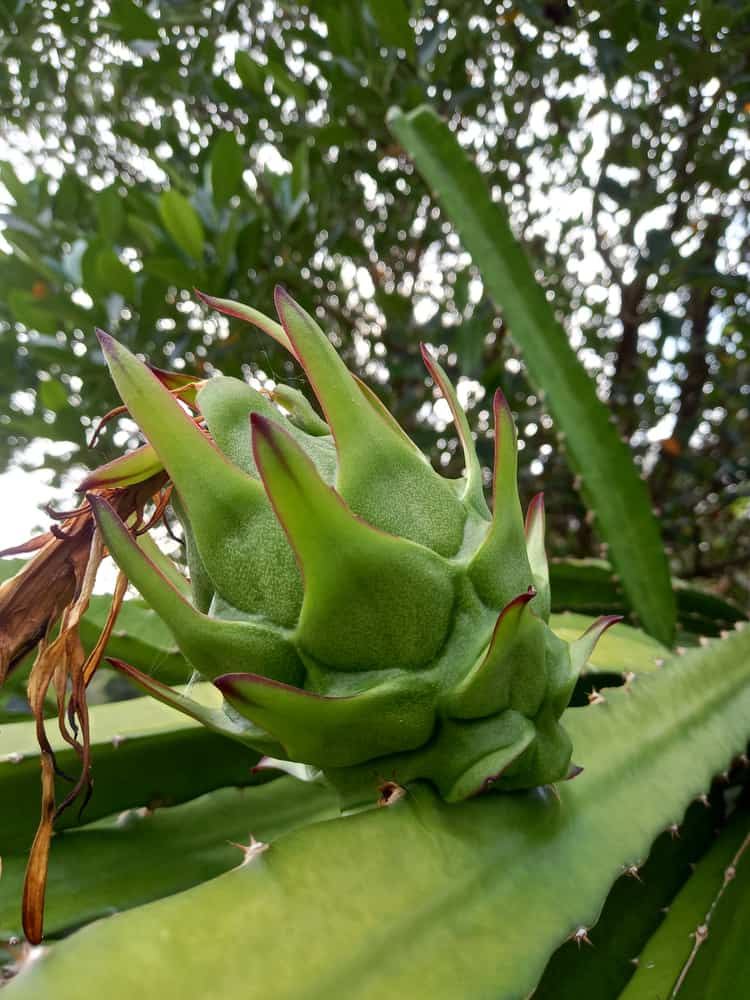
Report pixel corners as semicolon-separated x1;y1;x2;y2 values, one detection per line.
91;287;617;805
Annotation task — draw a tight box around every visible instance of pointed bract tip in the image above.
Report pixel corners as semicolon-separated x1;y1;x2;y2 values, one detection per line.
105;656;171;692
273;284;294;310
249;410;274;441
515;585;538;606
494;586;537;625
250;412;291;473
214;671;315;704
492;386;512;416
584;614;623;638
419;342;435;368
213;673;243;700
95;328;117;355
86;492;113;517
525;491;545;533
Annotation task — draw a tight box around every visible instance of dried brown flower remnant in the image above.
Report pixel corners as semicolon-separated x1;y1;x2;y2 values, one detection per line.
0;471;168;944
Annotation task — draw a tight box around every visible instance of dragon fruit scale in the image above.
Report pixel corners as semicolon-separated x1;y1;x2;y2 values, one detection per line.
89;287;618;805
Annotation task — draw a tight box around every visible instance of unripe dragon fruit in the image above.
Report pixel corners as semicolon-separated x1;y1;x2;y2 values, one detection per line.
88;287;617;805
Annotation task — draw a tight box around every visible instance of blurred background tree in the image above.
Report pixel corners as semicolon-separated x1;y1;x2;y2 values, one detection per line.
0;0;747;606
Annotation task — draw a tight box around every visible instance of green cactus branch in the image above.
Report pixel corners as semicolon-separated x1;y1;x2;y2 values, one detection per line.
6;626;750;999
387;105;676;646
1;780;338;942
620;806;750;999
0;685;260;853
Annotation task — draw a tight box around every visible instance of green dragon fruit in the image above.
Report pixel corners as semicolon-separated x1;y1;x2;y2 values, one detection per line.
89;287;618;806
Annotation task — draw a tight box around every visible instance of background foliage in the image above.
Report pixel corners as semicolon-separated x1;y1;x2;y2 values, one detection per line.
0;0;748;606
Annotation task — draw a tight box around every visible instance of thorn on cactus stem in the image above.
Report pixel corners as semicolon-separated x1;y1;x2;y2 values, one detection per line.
584;509;596;526
624;864;642;881
622;671;636;691
229;835;269;866
654;657;665;668
587;688;606;705
630;957;640;967
739;754;749;767
572;927;593;948
544;783;561;803
675;646;687;656
718;771;730;784
698;636;710;647
668;823;680;839
572;475;582;491
697;794;710;808
378;781;407;807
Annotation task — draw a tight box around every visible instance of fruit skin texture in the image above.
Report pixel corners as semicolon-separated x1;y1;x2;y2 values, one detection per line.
91;286;616;805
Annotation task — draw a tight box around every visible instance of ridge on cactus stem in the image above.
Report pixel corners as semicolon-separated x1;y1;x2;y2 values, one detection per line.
0;285;622;945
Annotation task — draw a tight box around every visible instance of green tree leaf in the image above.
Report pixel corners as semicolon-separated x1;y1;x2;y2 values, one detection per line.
107;0;160;43
95;186;124;242
95;249;136;299
367;0;415;60
235;51;264;92
158;190;205;260
210;131;245;208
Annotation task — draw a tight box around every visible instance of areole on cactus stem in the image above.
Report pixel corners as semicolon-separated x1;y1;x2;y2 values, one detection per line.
0;285;620;944
90;286;618;797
